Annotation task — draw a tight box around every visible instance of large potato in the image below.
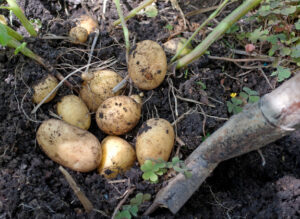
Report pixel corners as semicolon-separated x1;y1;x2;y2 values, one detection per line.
78;15;98;34
80;70;124;112
57;95;91;130
128;40;167;90
36;119;102;172
136;118;174;165
96;96;141;135
98;136;136;179
32;74;58;104
69;26;88;44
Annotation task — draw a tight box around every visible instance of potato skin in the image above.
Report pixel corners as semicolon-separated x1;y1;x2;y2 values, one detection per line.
57;95;91;130
80;70;124;112
78;15;98;34
98;136;136;179
33;74;58;104
136;118;174;165
69;26;88;43
128;40;167;90
96;96;141;135
36;119;102;172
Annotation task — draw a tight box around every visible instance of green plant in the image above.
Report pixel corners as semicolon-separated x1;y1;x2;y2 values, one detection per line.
227;87;260;114
141;157;192;183
271;66;291;82
115;193;151;219
164;23;173;31
196;81;206;90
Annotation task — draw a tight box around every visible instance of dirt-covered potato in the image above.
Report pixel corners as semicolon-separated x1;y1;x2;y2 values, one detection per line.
69;26;88;43
78;15;98;34
36;119;102;172
163;37;193;57
80;69;124;112
98;136;136;179
128;40;167;90
96;96;142;135
57;95;91;130
136;118;174;165
32;74;58;104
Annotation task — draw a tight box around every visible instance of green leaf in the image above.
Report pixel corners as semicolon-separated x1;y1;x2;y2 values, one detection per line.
196;81;206;90
142;171;154;180
141;160;153;172
145;5;158;18
248;27;268;43
0;23;10;46
184;171;192;178
231;97;243;105
249;96;260;103
280;47;291;56
143;194;151;202
268;44;279;56
14;42;26;55
172;156;180;164
277;66;291;82
150;173;158;182
115;210;131;219
233;106;243;114
280;6;296;16
129;205;139;217
227;101;234;113
239;92;248;99
243;87;258;96
291;44;300;58
173;166;184;173
130;193;143;205
295;20;300;30
164;24;173;31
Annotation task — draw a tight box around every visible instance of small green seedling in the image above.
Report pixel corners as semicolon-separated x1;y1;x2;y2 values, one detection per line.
164;24;174;31
227;87;260;114
115;193;151;219
196;81;206;90
141;157;192;183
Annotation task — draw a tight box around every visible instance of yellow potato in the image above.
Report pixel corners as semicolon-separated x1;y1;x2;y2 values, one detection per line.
163;37;193;58
80;70;124;112
96;96;142;135
69;26;88;43
136;118;175;165
57;95;91;130
32;74;58;104
128;40;167;90
98;136;136;179
36;119;102;172
78;15;98;34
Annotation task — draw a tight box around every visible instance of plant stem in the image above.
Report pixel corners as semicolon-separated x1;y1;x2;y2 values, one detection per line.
6;0;37;37
113;0;155;26
171;0;229;62
7;37;45;67
0;22;23;41
113;0;130;63
175;0;263;69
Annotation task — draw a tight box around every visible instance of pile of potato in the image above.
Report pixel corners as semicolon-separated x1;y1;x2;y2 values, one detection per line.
34;39;176;179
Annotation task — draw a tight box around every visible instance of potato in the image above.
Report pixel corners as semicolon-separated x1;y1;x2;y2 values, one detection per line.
80;69;124;112
98;136;136;179
36;119;102;172
78;15;98;34
163;37;193;58
128;40;167;90
57;95;91;130
96;96;142;135
69;26;88;43
32;74;58;104
136;118;174;165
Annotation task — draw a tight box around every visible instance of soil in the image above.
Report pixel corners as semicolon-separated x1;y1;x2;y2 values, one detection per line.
0;0;299;218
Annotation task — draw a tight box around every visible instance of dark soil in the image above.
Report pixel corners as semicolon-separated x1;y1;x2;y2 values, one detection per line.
1;0;299;218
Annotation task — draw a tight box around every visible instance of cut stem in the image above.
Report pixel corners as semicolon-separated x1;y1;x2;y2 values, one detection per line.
171;0;229;62
175;0;263;69
113;0;155;26
113;0;130;63
6;0;37;37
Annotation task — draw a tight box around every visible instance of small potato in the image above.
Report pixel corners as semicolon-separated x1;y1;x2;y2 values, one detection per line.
78;15;98;34
69;26;88;43
57;95;91;130
128;40;167;90
32;74;58;104
98;136;136;179
96;96;141;135
80;70;124;112
136;118;174;165
36;119;102;172
163;37;193;58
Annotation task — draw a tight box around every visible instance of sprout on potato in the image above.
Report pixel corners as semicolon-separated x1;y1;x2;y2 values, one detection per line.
32;74;58;104
136;118;175;165
128;40;167;90
96;95;142;135
56;95;91;130
80;69;125;112
36;119;102;172
69;26;88;44
98;136;136;179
